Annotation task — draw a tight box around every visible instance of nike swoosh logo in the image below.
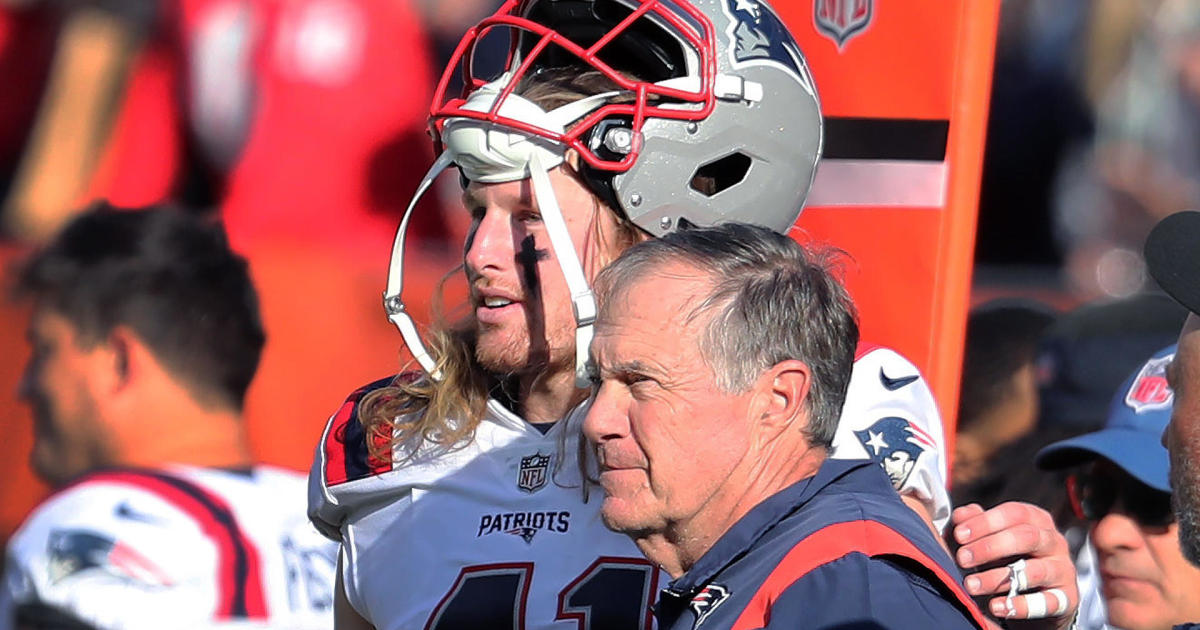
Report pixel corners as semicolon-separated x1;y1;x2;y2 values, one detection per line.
879;368;919;391
114;501;161;524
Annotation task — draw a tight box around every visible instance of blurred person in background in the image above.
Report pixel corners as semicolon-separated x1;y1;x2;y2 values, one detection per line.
0;0;62;217
954;298;1058;487
0;0;501;538
954;293;1186;558
960;292;1185;504
0;204;336;630
1035;293;1188;434
1036;345;1200;630
1053;0;1200;299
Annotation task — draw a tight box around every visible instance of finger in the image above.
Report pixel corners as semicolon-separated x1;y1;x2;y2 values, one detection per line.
956;523;1063;569
954;502;1055;545
962;558;1073;597
952;503;985;526
986;588;1071;620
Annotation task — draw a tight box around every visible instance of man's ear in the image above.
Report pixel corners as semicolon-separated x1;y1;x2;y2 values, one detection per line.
565;148;583;171
752;359;811;435
100;326;148;392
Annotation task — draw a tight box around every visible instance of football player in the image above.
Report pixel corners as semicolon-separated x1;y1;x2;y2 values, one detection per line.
309;1;1077;628
1;205;338;630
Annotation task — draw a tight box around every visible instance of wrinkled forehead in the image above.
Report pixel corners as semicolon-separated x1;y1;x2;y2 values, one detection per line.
597;264;716;329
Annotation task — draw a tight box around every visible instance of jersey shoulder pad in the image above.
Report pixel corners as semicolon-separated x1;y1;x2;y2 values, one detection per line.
843;344;942;446
320;374;418;487
309;374;426;541
7;467;272;623
838;342;952;532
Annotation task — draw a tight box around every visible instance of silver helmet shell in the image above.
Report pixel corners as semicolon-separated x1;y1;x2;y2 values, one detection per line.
431;0;823;236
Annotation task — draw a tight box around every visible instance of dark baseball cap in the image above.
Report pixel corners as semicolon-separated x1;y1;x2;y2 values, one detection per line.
1036;345;1176;492
1035;293;1187;431
1146;210;1200;315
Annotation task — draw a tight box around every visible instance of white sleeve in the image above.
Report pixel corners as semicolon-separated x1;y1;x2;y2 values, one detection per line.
4;481;222;630
831;345;952;532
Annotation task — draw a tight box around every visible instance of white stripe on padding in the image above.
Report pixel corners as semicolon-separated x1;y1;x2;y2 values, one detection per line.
807;159;948;208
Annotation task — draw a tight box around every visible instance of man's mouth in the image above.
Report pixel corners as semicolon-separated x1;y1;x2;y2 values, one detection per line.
482;296;515;308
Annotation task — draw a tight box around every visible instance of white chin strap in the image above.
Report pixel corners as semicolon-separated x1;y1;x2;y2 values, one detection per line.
383;78;613;388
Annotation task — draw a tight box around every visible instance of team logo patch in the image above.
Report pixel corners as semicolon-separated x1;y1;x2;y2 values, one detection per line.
1125;354;1175;413
518;452;551;493
47;529;173;586
853;417;934;489
477;510;571;544
813;0;874;51
721;0;815;89
689;584;730;628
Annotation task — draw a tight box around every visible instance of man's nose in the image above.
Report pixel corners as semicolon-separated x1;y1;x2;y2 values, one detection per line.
583;383;628;446
465;209;516;274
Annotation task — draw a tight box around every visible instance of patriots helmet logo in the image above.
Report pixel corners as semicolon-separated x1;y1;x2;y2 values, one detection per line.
853;417;933;489
47;529;172;586
689;584;730;628
722;0;810;85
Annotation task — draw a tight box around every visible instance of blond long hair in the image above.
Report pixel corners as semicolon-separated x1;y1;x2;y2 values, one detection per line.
361;68;644;463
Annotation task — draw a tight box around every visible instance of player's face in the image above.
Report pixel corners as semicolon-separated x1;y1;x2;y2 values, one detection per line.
463;167;627;377
584;267;756;542
1090;470;1200;628
19;309;112;486
1167;314;1200;565
882;450;913;487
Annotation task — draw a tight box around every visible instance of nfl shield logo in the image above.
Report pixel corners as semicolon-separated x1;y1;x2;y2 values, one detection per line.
814;0;873;50
1125;355;1175;412
518;453;551;493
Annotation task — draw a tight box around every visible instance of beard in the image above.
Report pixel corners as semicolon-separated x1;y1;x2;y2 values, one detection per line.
1173;448;1200;566
474;323;542;376
472;307;576;380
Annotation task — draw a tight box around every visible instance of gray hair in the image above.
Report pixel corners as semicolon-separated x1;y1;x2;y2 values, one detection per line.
593;222;859;447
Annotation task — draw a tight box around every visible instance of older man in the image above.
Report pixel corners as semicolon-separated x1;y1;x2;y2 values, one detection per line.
583;223;989;629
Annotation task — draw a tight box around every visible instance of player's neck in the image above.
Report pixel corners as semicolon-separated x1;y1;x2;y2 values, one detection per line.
107;379;251;470
518;366;588;425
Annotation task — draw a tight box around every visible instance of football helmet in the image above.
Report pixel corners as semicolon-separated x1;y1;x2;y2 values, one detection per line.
385;0;822;384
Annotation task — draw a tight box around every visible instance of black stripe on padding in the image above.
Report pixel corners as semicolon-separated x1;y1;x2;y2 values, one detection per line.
822;117;949;161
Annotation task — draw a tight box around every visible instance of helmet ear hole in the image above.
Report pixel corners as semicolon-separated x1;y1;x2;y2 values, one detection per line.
690;153;753;197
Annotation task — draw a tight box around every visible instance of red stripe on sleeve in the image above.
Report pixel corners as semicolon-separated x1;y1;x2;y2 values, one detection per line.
323;401;355;486
730;520;989;630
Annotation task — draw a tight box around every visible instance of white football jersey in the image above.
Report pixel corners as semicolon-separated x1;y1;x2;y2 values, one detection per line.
2;465;338;630
313;348;951;629
309;378;661;630
831;343;951;532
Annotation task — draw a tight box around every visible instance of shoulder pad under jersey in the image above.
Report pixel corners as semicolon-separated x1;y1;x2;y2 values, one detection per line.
832;343;951;532
308;374;419;541
5;467;272;628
